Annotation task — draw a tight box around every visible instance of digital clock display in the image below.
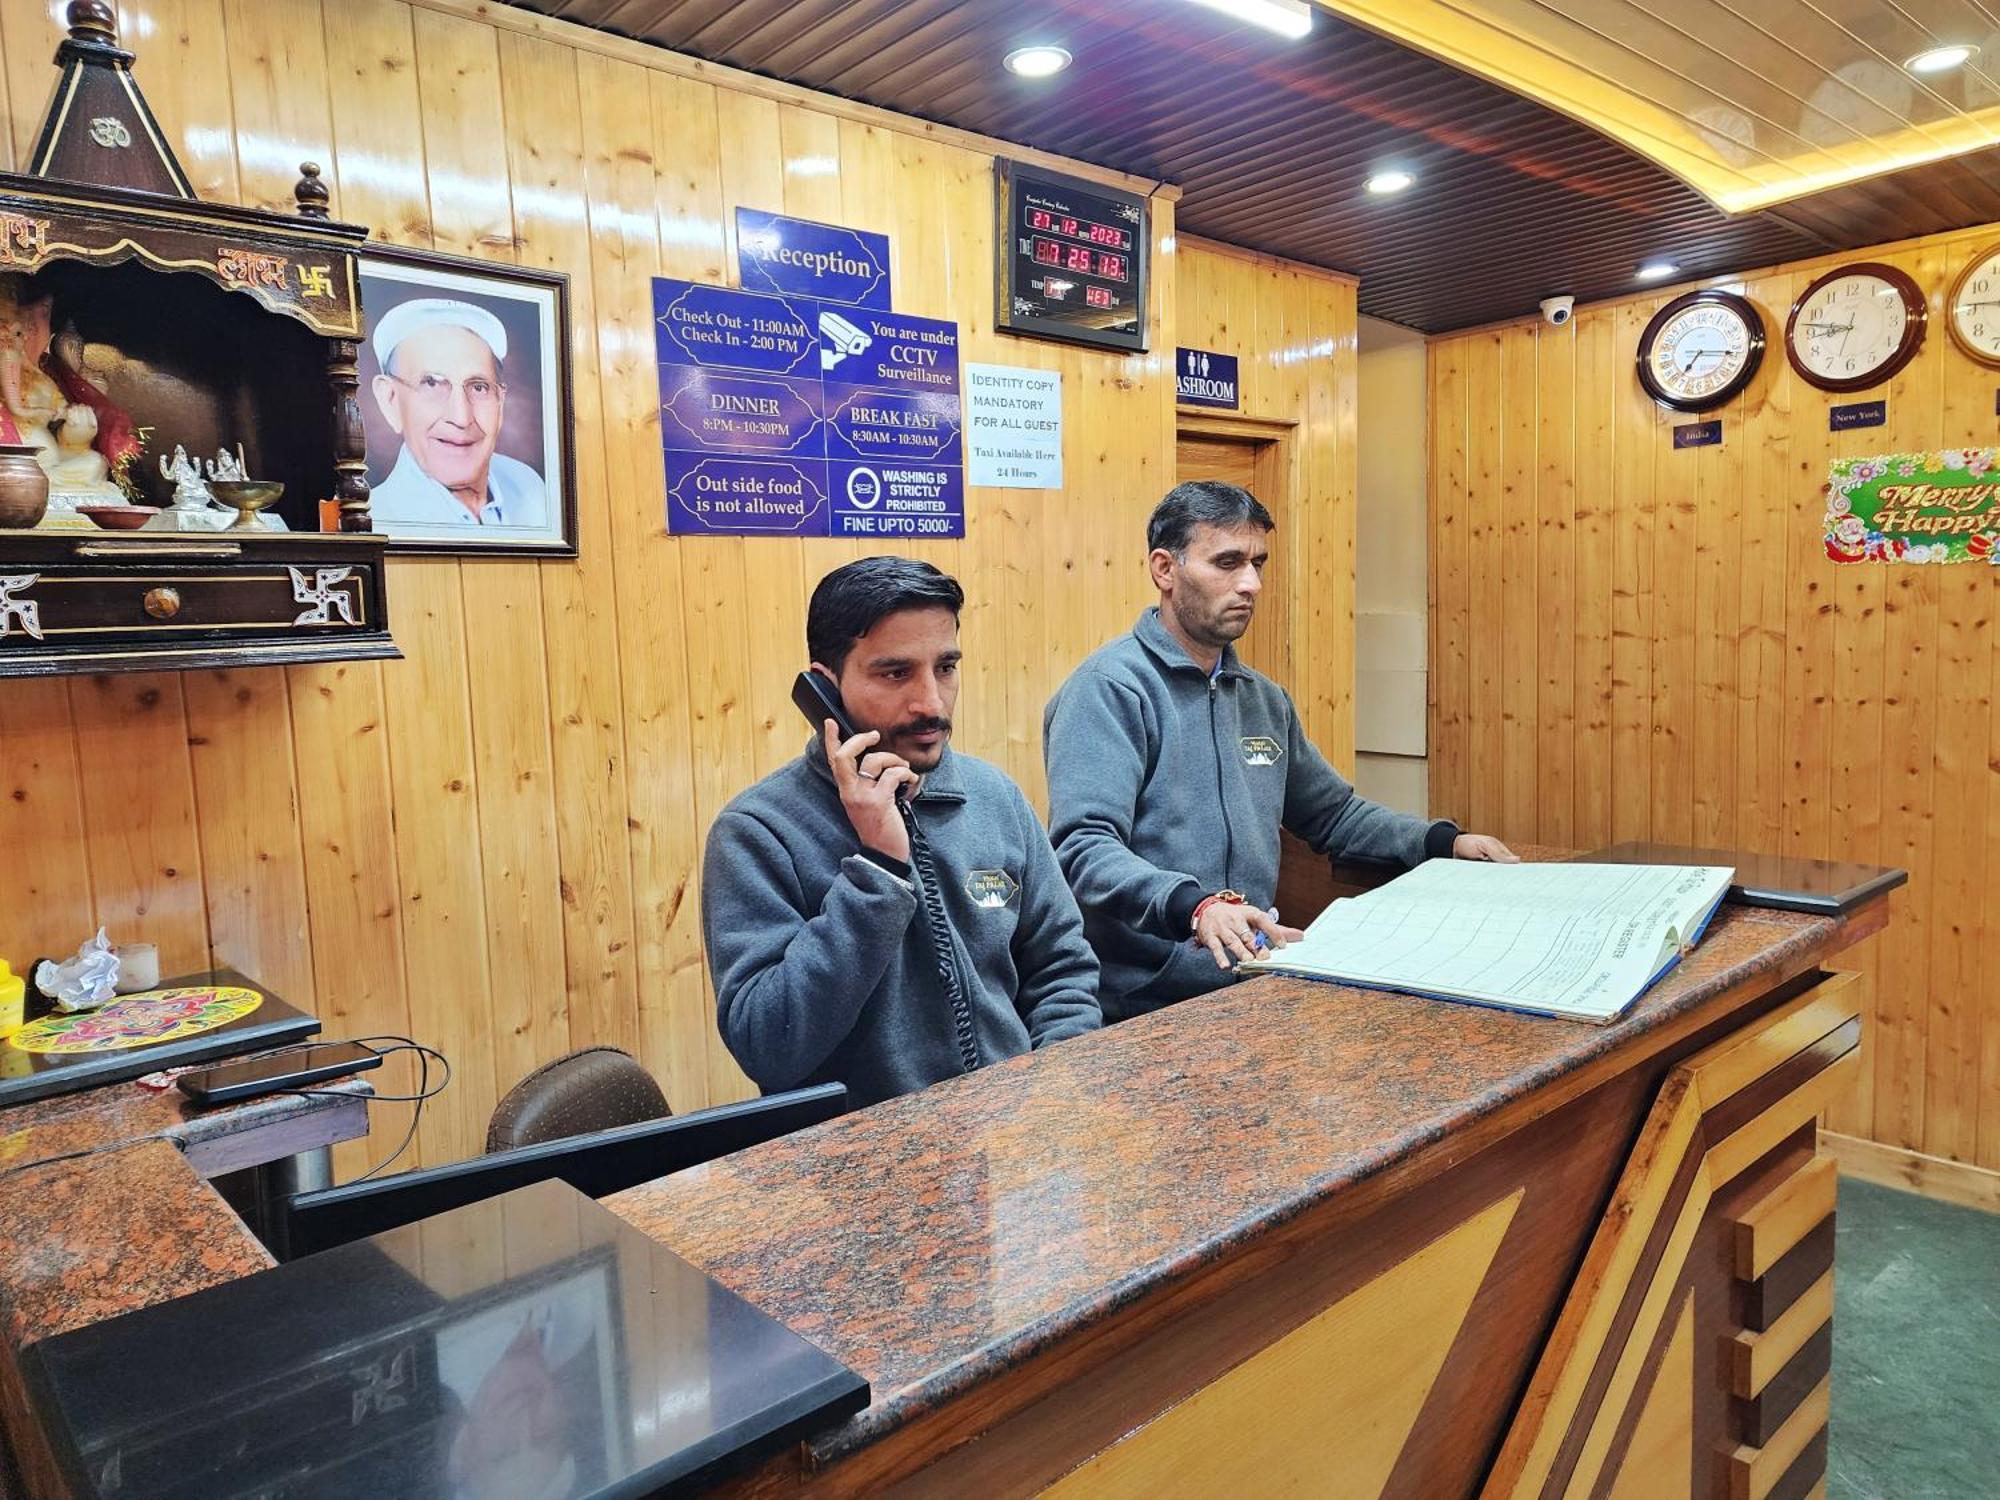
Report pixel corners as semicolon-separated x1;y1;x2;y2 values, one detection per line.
1031;237;1127;281
997;158;1149;352
1025;206;1133;252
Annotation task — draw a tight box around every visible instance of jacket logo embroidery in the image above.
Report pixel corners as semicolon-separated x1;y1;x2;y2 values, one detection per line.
963;869;1020;908
1240;735;1283;766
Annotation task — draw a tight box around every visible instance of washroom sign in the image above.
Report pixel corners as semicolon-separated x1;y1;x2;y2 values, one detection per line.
655;278;964;538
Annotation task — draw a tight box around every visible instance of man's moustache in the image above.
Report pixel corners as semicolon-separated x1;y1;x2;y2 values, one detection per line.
893;717;952;737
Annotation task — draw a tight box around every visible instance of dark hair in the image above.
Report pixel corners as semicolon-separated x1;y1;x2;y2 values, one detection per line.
1146;480;1274;557
807;556;965;674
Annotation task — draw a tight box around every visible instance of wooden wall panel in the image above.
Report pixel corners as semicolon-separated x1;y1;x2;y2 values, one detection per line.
1175;238;1360;762
0;0;1355;1169
1429;224;2000;1170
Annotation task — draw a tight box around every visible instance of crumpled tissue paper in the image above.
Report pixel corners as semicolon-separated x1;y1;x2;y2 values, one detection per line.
35;928;121;1012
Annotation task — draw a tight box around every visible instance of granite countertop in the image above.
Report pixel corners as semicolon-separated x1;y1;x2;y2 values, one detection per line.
0;1068;349;1176
0;1140;274;1356
0;1075;366;1350
606;898;1862;1462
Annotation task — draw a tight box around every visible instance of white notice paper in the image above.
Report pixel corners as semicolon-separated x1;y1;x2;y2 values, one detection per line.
965;364;1062;488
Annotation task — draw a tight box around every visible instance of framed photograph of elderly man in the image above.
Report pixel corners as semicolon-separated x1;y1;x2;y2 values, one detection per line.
358;246;577;555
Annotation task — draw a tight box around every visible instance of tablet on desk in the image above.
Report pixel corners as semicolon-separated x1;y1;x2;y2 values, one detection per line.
1579;842;1907;916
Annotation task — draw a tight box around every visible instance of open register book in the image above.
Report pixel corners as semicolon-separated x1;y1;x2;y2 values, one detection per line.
1238;860;1735;1023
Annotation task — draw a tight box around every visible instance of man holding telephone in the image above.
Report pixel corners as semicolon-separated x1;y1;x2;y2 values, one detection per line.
702;557;1101;1108
1044;481;1515;1022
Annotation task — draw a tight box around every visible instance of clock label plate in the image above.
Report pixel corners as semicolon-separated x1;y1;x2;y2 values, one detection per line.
1673;419;1722;449
1830;400;1886;431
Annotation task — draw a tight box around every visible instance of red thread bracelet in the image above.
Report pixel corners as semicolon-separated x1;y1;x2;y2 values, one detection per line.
1190;889;1247;932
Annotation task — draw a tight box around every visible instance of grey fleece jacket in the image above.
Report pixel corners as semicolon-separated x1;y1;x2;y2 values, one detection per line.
702;739;1101;1108
1044;607;1458;1020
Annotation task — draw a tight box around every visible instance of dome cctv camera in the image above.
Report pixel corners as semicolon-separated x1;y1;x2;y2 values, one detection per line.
1540;295;1575;327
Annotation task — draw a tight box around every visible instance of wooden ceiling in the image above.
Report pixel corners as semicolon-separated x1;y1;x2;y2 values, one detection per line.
510;0;2000;331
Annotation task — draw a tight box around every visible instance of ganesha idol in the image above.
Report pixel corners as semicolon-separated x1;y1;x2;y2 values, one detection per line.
0;274;142;528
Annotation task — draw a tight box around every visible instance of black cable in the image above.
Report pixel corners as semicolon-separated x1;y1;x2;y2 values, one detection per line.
277;1037;451;1184
347;1041;434;1183
276;1039;452;1102
903;804;981;1075
0;1131;181;1185
0;1038;450;1187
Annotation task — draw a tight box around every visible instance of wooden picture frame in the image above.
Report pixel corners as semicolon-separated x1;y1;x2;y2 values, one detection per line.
358;244;577;557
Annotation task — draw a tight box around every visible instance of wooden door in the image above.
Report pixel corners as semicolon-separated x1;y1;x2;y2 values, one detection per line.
1174;427;1290;685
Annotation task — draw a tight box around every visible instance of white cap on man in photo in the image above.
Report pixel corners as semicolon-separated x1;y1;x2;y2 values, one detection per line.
372;297;508;369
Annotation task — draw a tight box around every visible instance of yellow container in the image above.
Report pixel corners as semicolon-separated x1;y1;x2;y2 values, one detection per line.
0;960;23;1040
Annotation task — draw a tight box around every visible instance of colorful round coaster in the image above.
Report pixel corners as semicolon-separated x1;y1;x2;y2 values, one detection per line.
5;986;264;1054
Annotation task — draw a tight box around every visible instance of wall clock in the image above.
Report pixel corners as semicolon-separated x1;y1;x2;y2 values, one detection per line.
1784;261;1926;391
1635;289;1766;412
1946;243;2000;368
994;157;1150;353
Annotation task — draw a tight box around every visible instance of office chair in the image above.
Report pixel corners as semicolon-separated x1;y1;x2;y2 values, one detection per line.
484;1044;670;1152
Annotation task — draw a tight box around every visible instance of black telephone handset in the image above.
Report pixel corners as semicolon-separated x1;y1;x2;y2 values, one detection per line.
790;669;981;1075
792;668;857;741
793;670;915;804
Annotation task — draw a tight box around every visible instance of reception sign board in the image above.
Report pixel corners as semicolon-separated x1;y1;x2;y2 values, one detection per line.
1823;448;2000;564
735;209;891;310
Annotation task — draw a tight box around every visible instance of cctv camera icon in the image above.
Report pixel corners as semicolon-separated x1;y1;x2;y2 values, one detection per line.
820;310;871;371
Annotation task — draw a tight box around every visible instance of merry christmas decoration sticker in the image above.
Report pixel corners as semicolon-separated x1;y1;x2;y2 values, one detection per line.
1822;449;2000;564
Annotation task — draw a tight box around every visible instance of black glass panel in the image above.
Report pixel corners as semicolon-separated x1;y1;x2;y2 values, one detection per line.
23;1178;867;1499
1579;842;1907;916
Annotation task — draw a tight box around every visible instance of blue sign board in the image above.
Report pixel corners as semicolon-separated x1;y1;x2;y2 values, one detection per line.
655;279;963;539
1176;347;1239;410
1830;400;1886;431
735;209;892;311
1673;419;1722;449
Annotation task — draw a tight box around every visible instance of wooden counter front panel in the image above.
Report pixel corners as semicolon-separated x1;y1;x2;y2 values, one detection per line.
1486;972;1859;1500
1039;1191;1525;1497
763;1054;1670;1498
713;969;1861;1500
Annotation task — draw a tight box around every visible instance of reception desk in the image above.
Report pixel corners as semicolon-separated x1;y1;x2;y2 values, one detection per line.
0;857;1882;1499
605;863;1880;1499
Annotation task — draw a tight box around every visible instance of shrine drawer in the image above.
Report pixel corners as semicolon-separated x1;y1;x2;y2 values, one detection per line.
0;532;398;677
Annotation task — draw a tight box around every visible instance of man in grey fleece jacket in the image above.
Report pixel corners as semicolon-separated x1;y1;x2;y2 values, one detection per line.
1045;481;1515;1021
704;557;1100;1108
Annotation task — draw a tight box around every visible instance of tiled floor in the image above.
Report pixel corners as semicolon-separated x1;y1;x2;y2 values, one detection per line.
1830;1178;2000;1499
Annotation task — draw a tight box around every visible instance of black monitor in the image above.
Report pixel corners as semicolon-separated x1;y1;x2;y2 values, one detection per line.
280;1084;845;1260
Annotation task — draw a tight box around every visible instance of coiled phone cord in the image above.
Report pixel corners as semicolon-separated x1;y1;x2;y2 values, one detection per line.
902;804;982;1075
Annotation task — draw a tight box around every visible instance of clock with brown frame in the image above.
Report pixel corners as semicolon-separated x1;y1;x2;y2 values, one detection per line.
1634;288;1766;413
1945;242;2000;369
1783;261;1927;393
0;1;398;680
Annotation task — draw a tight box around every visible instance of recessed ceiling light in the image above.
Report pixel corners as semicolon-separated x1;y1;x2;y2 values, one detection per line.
1637;260;1679;281
1365;169;1415;195
1004;44;1072;77
1183;0;1313;42
1906;44;1976;75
